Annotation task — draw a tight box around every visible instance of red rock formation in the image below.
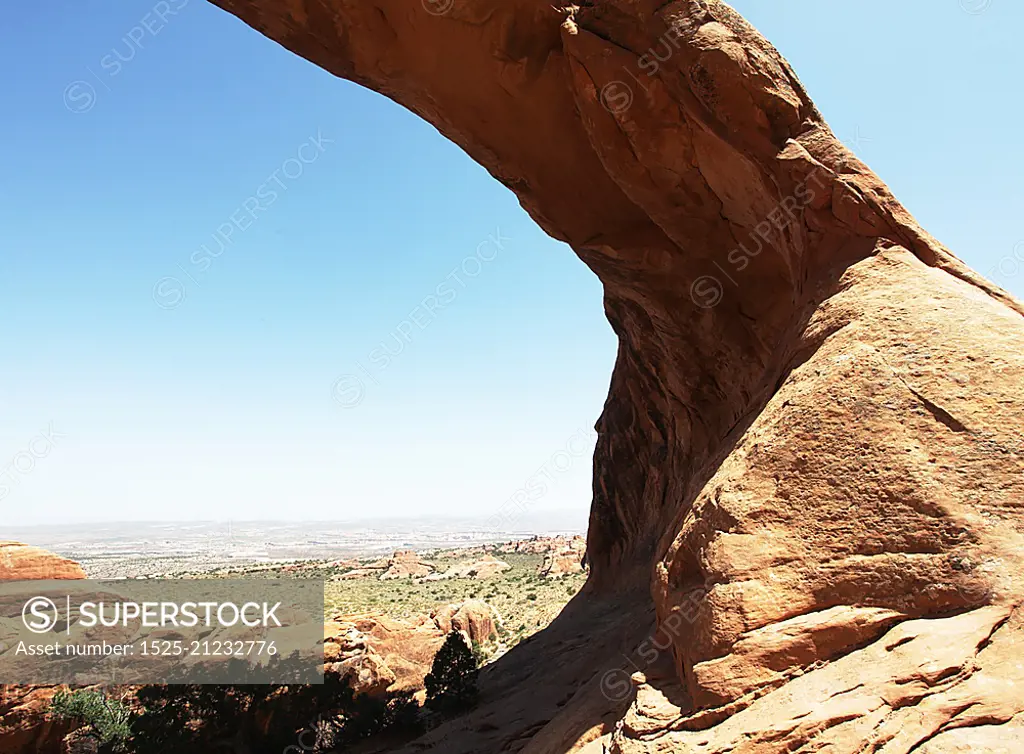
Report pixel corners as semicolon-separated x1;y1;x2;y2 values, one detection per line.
0;687;73;754
206;1;1024;751
0;543;86;581
326;611;446;694
0;545;85;754
540;548;585;579
325;600;501;697
324;619;401;697
500;535;587;556
540;536;589;577
431;600;501;644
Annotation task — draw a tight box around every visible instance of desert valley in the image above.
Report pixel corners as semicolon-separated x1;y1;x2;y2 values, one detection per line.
0;530;590;752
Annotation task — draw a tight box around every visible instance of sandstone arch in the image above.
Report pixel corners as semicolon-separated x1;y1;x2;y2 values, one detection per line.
206;2;1024;751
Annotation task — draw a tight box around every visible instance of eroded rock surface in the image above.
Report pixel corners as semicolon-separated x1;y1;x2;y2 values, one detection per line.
0;686;74;754
325;600;501;697
432;599;501;644
206;1;1024;751
0;543;86;581
540;537;588;578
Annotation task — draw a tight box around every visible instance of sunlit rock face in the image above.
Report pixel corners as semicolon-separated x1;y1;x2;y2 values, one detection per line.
206;1;1024;751
0;542;86;581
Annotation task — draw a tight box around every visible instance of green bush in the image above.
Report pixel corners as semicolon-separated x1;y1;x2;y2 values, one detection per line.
49;690;134;752
424;632;479;716
470;639;493;668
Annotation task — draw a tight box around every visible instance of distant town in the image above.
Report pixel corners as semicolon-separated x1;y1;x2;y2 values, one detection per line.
2;511;588;579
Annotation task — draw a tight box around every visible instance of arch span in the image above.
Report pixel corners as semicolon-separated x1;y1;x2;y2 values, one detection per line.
206;2;1024;752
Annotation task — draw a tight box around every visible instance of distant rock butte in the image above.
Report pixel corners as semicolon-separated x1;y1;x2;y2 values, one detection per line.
339;541;571;582
0;542;85;581
379;550;435;581
421;553;512;582
540;543;587;579
499;535;586;557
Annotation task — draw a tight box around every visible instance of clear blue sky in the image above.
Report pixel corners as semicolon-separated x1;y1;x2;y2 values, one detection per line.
1;1;1021;526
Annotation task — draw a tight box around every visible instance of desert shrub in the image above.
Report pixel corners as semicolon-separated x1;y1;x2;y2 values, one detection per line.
49;690;134;753
424;632;479;716
129;668;421;754
130;667;346;754
470;639;492;668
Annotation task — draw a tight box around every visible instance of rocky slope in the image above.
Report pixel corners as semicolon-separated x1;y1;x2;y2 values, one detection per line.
203;1;1023;751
